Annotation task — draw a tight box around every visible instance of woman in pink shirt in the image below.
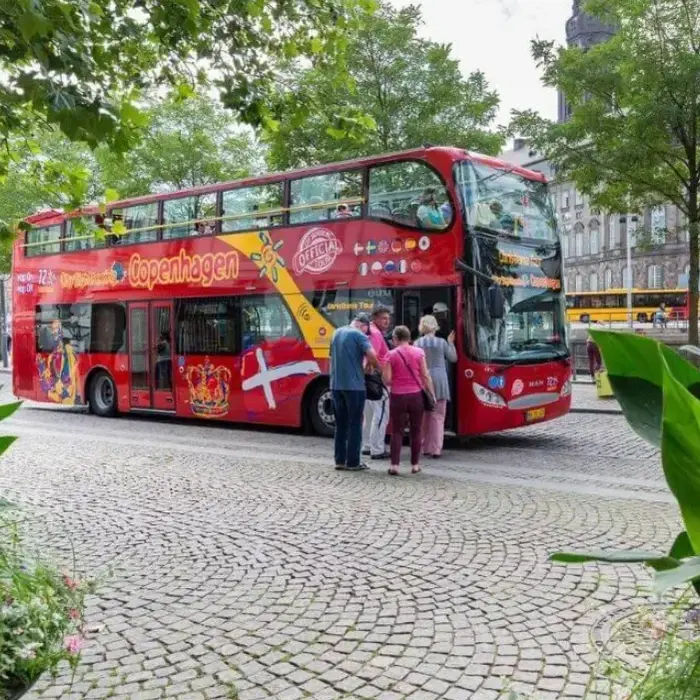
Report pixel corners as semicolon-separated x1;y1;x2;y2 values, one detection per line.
382;325;436;475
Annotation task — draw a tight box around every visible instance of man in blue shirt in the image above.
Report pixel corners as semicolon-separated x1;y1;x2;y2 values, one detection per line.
330;313;378;471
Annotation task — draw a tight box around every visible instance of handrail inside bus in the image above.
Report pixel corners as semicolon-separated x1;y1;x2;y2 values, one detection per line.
21;197;366;248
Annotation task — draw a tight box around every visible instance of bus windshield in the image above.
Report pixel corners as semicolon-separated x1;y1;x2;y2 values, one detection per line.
456;161;557;241
468;236;568;363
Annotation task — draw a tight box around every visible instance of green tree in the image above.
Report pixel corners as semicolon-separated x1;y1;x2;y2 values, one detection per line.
0;130;99;271
265;2;502;169
96;96;263;197
510;0;700;345
0;0;373;158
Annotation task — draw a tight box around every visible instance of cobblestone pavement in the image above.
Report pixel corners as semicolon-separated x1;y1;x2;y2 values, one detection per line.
0;383;679;700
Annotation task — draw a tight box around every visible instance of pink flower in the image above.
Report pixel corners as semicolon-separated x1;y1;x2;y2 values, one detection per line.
64;635;84;654
68;608;80;620
62;574;78;591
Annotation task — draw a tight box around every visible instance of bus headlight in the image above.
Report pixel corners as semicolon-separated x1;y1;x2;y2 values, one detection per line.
560;379;572;397
472;381;507;408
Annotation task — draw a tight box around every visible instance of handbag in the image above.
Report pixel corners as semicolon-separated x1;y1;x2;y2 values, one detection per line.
397;350;435;411
365;370;387;401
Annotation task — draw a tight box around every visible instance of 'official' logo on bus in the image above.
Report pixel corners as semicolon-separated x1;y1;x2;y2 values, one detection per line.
293;228;342;275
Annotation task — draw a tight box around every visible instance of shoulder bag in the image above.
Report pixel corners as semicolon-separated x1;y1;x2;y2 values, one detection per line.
397;349;435;412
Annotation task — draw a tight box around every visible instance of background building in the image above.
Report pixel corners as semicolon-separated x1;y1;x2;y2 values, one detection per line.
502;1;691;295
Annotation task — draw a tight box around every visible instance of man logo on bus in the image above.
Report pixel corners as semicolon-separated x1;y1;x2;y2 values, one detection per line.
293;228;342;275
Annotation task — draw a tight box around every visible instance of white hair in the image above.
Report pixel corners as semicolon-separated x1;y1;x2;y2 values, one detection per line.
419;314;439;335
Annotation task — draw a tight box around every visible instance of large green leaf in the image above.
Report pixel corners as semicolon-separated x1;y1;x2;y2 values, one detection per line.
0;401;22;421
660;346;700;554
550;550;679;571
653;557;700;594
589;331;700;447
669;531;696;560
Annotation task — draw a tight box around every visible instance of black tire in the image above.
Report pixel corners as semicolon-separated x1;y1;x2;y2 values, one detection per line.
580;313;590;323
307;381;335;437
89;371;118;417
637;312;648;323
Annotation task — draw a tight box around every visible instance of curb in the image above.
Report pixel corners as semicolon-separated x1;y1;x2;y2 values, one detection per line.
0;367;11;375
570;408;623;415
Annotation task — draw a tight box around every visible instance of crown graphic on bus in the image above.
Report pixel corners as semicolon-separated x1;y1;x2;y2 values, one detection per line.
185;358;232;417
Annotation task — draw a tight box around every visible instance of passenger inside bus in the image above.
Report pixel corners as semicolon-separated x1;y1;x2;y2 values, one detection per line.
416;188;446;229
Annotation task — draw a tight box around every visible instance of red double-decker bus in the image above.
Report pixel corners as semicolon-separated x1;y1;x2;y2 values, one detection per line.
12;146;571;437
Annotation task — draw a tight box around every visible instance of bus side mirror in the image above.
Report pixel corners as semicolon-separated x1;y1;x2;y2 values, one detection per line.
488;285;506;319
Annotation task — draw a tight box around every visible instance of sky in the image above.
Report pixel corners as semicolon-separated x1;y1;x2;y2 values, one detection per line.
388;0;570;128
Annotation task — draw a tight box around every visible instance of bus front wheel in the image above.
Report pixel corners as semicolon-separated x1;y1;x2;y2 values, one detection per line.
307;381;335;437
89;371;118;417
579;313;590;323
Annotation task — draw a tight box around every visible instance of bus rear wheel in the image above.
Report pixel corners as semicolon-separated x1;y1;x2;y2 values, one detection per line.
308;381;335;437
89;371;117;417
579;313;590;323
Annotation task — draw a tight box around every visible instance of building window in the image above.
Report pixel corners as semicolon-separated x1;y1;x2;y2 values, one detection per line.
369;161;450;231
647;264;664;289
589;221;600;255
290;170;363;225
26;224;61;257
561;190;570;209
575;273;583;292
650;206;666;244
589;271;599;292
163;192;217;239
222;183;285;232
574;189;583;207
604;268;613;291
608;216;617;250
575;224;584;257
110;203;159;245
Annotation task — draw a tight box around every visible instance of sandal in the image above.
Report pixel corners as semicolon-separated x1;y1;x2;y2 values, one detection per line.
411;466;422;474
388;468;399;476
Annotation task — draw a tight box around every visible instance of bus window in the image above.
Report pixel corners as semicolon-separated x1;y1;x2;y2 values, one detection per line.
90;303;127;353
163;193;217;239
110;203;159;245
222;183;284;232
26;224;61;257
241;295;301;349
176;298;239;355
289;171;363;225
369;160;450;231
65;216;106;252
36;304;91;353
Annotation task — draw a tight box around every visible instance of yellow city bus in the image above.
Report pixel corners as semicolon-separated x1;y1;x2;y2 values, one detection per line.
565;289;688;323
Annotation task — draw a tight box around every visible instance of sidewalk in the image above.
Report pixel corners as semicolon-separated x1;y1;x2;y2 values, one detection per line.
571;380;622;414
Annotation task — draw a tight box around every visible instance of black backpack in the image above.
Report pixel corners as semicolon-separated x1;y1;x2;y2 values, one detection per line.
365;370;387;401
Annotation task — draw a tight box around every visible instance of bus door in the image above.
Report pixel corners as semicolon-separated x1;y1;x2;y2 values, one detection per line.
128;301;175;411
395;287;456;432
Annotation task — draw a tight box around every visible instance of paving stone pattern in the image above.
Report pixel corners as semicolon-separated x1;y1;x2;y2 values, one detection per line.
0;389;679;699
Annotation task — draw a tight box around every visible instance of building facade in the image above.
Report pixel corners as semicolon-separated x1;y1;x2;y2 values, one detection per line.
502;1;691;295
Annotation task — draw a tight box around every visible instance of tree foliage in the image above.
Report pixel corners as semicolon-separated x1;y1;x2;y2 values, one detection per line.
510;0;700;344
96;96;262;197
0;0;374;161
265;2;503;169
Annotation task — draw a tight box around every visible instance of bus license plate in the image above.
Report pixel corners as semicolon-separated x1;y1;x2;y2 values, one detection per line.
526;408;546;422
